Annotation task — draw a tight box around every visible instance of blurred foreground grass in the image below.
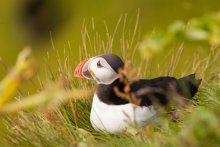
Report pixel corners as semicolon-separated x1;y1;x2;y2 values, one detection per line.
0;12;220;146
0;47;93;114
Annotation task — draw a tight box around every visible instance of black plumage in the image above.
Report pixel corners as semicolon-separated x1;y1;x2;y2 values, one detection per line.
98;54;124;73
96;74;201;106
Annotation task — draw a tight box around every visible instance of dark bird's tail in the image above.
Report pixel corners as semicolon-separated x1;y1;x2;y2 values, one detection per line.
177;74;202;98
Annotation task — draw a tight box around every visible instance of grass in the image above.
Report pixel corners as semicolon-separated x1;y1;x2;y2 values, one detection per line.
1;14;220;146
2;82;220;146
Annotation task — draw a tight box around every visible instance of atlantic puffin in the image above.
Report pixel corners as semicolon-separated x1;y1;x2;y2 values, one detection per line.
74;54;201;133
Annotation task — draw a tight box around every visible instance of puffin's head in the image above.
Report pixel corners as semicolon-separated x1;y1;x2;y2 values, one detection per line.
74;54;124;85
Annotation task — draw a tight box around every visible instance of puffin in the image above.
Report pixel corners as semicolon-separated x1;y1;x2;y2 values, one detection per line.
74;54;201;133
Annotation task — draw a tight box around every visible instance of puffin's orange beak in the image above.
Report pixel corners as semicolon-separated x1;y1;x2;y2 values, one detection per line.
74;58;94;79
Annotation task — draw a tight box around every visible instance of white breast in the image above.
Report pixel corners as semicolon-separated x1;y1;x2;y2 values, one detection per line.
90;94;157;133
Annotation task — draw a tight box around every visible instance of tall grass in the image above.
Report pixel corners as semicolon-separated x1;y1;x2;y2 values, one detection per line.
0;13;220;146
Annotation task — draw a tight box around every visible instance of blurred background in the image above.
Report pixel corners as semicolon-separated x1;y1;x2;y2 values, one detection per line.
0;0;220;79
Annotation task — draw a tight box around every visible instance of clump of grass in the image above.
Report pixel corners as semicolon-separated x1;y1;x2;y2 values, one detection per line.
0;13;220;146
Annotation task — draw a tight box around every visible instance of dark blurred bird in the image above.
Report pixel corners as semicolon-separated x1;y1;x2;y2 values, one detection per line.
15;0;71;40
74;54;201;133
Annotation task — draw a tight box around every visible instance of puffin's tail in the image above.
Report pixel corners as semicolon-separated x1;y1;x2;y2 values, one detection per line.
177;74;202;98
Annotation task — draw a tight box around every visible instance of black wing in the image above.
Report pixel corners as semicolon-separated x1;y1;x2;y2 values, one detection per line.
130;74;201;106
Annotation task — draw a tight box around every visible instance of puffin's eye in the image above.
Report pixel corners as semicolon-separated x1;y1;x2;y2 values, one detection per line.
97;60;103;68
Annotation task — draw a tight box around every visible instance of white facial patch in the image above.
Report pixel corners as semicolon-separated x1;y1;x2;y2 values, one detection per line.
89;57;119;85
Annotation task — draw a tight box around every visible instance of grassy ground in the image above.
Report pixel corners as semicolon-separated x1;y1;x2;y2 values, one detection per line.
1;16;220;146
2;67;220;146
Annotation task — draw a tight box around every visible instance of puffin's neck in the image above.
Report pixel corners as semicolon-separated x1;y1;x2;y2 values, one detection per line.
96;79;129;105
